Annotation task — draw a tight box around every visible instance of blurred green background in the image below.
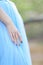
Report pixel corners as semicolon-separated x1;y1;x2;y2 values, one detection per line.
11;0;43;65
12;0;43;21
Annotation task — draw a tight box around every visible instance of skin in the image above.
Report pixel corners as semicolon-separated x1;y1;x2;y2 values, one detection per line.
0;8;22;45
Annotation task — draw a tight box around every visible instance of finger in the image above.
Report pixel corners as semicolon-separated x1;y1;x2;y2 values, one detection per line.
10;32;15;42
15;32;18;40
17;31;22;43
14;32;20;46
12;33;17;44
12;32;20;46
15;33;18;42
16;33;21;46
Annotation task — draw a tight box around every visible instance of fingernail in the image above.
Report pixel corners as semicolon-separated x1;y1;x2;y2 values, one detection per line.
16;44;17;46
21;41;23;43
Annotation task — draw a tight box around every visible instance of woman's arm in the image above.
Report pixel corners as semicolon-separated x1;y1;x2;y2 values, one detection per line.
0;8;14;27
0;8;22;45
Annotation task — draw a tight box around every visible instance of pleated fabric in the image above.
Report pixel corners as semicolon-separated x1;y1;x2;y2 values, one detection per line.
0;0;32;65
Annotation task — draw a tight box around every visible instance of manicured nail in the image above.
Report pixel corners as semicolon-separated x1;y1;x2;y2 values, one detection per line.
21;41;23;43
16;44;17;46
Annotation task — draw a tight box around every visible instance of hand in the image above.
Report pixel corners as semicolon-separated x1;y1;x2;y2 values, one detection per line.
7;22;22;45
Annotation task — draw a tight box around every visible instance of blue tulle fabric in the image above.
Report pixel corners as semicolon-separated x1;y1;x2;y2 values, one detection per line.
0;0;32;65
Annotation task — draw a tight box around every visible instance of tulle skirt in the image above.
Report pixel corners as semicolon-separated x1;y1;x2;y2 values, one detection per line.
0;1;32;65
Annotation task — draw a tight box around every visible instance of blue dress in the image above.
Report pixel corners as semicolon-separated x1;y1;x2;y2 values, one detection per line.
0;0;32;65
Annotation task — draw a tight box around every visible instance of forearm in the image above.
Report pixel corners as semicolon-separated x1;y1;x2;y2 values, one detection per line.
0;8;13;27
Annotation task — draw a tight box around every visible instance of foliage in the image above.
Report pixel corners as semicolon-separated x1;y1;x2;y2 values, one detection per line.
11;0;43;21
